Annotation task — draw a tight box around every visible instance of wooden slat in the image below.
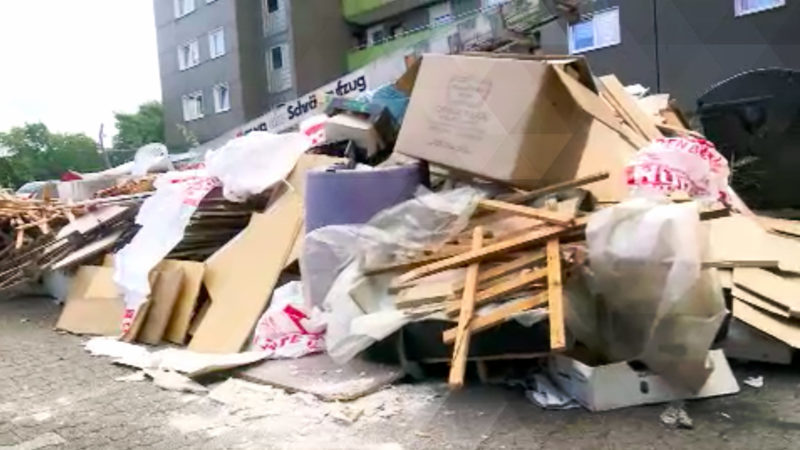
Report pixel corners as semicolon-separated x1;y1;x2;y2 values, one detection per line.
363;246;466;275
599;74;663;141
478;199;574;226
445;268;548;317
547;238;566;351
448;227;483;389
443;293;548;344
502;172;610;205
393;218;586;286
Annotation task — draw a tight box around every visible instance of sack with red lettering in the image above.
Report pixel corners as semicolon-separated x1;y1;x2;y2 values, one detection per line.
252;281;326;359
625;137;731;204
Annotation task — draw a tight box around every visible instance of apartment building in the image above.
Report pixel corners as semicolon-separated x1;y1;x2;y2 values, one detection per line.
153;0;351;149
537;0;800;112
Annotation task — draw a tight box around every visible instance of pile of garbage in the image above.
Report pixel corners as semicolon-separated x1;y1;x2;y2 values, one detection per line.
19;53;800;414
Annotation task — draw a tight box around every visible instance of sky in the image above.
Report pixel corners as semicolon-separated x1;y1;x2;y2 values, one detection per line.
0;1;161;144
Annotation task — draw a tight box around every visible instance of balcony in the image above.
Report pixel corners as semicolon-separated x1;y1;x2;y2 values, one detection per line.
342;0;440;25
347;1;554;70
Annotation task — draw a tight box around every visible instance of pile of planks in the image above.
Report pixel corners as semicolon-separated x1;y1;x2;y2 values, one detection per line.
373;174;607;388
0;192;88;292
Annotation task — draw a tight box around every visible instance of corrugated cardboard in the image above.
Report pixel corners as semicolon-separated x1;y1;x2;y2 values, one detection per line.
161;260;206;345
189;195;303;354
548;349;739;412
138;267;185;345
56;266;124;336
394;54;636;200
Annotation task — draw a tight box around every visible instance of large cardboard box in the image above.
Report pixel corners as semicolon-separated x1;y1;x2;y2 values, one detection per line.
395;54;636;200
548;349;740;412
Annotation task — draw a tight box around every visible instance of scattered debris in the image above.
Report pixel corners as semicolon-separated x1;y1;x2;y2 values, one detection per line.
660;403;694;429
744;376;764;389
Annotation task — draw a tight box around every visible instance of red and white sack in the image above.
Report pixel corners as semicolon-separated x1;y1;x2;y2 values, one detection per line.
252;281;326;359
625;137;731;204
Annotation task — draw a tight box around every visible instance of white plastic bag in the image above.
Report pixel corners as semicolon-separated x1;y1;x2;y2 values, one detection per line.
132;143;173;176
114;172;219;331
205;131;311;202
626;137;731;204
251;281;326;359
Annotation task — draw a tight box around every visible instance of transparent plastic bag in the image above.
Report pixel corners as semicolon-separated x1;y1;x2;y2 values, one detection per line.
300;186;483;363
585;198;726;391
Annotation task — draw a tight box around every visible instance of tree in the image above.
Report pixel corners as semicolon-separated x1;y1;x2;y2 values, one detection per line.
112;101;165;150
0;123;105;189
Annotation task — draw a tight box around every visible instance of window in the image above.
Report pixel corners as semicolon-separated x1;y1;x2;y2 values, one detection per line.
208;28;225;59
182;91;204;121
213;83;231;113
568;7;621;54
177;39;200;70
270;46;284;70
267;0;279;13
173;0;195;18
735;0;785;16
267;44;292;93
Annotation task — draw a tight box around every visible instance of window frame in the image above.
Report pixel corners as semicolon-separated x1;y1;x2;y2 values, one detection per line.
208;27;226;59
735;0;786;17
182;90;205;121
177;39;200;71
213;83;231;113
173;0;196;19
567;7;621;54
270;45;284;71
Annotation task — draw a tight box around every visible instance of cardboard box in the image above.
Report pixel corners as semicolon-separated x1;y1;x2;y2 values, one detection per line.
548;349;739;412
394;54;635;200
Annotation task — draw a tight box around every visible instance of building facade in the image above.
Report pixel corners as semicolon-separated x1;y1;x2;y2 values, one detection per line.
153;0;352;149
538;0;800;112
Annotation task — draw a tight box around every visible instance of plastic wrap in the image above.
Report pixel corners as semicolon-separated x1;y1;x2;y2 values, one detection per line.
300;186;484;363
584;198;726;391
205;131;311;202
114;173;219;324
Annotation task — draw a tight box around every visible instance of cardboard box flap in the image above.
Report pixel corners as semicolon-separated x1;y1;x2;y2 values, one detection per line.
552;65;626;138
460;52;596;92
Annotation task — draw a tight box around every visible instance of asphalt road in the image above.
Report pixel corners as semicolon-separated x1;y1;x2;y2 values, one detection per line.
2;294;800;450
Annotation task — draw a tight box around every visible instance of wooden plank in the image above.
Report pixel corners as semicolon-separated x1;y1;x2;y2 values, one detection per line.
392;250;545;294
445;268;548;317
599;74;663;141
478;199;574;226
547;238;566;351
364;246;467;276
448;227;483;389
501;172;609;205
443;293;548;344
394;281;456;309
733;268;800;316
393;218;586;286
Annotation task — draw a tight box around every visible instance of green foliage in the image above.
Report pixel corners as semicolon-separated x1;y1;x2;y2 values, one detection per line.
0;123;105;190
112;101;165;150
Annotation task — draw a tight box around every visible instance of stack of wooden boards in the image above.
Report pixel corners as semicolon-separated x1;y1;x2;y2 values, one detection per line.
0;192;88;293
375;174;606;388
716;215;800;352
